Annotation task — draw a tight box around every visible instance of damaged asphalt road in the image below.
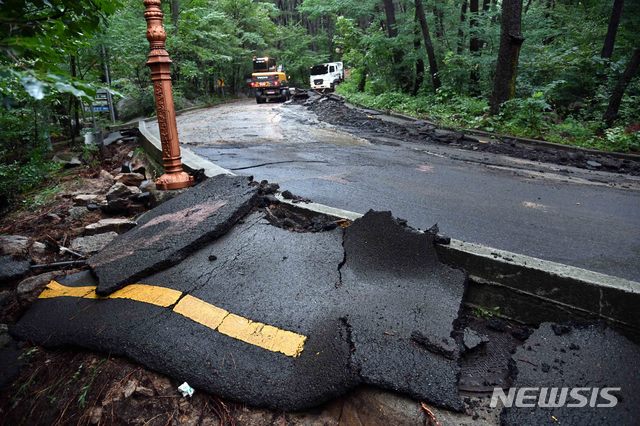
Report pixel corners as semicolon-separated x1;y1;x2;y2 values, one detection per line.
502;323;640;425
12;208;467;411
157;100;640;282
10;179;640;420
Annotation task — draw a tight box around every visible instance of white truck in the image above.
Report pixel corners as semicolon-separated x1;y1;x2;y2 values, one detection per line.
309;62;344;91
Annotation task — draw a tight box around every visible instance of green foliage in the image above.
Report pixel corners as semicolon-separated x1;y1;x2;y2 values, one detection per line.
473;306;501;319
338;83;640;153
0;149;62;210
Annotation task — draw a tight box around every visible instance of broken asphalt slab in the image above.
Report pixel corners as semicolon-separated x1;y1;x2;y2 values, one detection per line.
501;323;640;425
89;174;259;295
12;210;467;411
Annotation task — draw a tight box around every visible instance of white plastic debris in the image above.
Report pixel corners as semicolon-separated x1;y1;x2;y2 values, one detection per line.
178;382;194;398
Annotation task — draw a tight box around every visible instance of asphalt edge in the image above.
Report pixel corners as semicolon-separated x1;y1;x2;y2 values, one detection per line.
138;106;640;338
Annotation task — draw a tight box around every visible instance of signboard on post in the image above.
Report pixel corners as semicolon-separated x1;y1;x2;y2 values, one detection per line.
86;89;115;122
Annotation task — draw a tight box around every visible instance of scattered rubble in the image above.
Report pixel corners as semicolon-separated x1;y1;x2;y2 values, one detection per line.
69;232;119;255
16;272;58;301
90;174;260;295
84;218;137;235
106;182;142;201
73;194;105;206
295;94;640;175
264;203;342;232
463;328;489;351
0;235;46;256
0;256;30;284
114;172;145;187
67;206;90;221
281;189;311;203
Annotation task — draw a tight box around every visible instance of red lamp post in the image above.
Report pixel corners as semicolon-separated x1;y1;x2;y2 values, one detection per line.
143;0;193;190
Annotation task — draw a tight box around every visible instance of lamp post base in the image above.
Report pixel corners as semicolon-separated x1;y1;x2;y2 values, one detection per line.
155;171;194;190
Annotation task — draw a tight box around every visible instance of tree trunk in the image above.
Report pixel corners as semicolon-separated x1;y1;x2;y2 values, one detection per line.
469;0;481;54
489;0;524;115
383;0;398;38
457;0;468;54
604;48;640;126
415;0;441;91
413;8;425;96
358;67;367;92
433;1;445;42
70;55;80;138
383;0;412;91
469;0;482;92
601;0;624;59
170;0;179;34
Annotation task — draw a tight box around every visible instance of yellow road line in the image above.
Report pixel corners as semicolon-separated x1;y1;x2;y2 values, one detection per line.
38;281;307;357
173;296;306;357
109;284;182;307
173;294;228;329
39;281;181;307
39;281;99;299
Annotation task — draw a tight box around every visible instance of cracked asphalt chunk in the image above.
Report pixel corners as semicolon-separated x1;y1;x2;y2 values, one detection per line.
341;211;466;411
502;323;640;425
90;174;259;295
13;210;467;411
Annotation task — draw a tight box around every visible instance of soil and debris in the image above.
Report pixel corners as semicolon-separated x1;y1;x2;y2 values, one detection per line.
0;136;160;325
295;92;640;176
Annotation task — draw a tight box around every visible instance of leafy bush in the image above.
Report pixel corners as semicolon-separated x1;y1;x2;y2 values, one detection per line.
338;83;638;153
0;149;62;210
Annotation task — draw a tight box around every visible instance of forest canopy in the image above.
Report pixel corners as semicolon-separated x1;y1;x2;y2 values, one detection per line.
1;0;639;205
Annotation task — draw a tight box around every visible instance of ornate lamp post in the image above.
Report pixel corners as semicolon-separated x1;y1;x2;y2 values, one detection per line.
143;0;193;190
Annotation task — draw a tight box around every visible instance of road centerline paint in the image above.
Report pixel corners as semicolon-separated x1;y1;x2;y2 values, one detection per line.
38;281;307;357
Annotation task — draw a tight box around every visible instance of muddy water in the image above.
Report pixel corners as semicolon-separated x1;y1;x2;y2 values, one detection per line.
149;101;369;147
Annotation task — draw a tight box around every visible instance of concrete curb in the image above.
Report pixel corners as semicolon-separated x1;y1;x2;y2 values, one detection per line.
138;120;234;178
139;102;640;340
332;93;640;161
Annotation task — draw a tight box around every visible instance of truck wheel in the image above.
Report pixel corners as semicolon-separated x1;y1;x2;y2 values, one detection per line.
256;97;264;104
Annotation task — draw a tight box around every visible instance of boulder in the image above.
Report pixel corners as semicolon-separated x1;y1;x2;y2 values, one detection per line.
85;218;137;235
70;232;118;255
17;272;58;301
99;169;115;182
68;206;89;221
0;256;30;283
0;235;46;256
106;183;141;201
114;173;145;187
74;194;105;206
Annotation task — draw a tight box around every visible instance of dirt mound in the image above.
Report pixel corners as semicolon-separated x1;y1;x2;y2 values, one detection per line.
300;94;640;176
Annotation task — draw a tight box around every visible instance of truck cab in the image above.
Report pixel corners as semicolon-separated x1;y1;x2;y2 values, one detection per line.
310;62;344;90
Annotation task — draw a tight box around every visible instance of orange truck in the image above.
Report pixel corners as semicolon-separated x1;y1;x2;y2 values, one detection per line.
250;57;290;104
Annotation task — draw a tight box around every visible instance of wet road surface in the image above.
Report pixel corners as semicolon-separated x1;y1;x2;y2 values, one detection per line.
149;100;640;281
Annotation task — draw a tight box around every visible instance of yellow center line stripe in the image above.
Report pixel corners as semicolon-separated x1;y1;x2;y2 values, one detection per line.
109;284;182;307
39;281;181;307
39;281;99;299
173;296;306;357
38;281;307;357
